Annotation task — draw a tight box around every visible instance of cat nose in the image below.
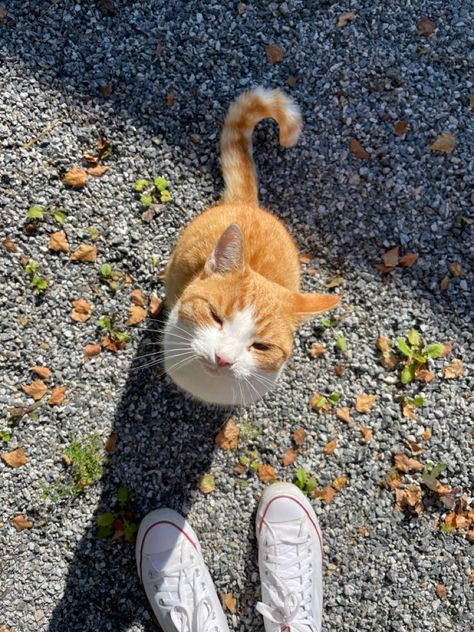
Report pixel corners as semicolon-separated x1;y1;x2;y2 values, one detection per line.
215;353;233;368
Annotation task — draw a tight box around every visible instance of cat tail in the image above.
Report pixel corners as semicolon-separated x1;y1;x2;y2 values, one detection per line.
220;88;302;204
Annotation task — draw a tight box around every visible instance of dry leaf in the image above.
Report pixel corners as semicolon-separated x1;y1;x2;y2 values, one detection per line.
310;343;326;358
83;152;99;167
233;463;246;475
402;403;416;420
11;515;33;531
382;246;400;268
298;252;312;264
155;42;165;55
414;367;435;383
142;203;164;223
395;483;423;514
166;91;175;107
199;474;215;494
310;393;332;413
440;274;450;290
102;336;127;352
70;244;97;262
422;427;432;441
313;486;335;504
105;432;118;454
430;131;455;154
130;289;146;307
399;252;418;267
385;468;404;491
448;262;463;277
87;165;109;177
435;584;447;599
336;407;352;423
48;385;66;406
223;593;237;614
31;366;50;379
324;438;337;454
355;394;377;413
405;440;423;455
282;447;297;466
334;365;346;377
215;419;240;450
292;428;307;446
287;75;298;87
0;6;7;19
71;298;93;323
22;379;48;401
349;138;370;160
48;231;69;252
258;464;277;483
333;475;348;491
265;43;284;64
2;447;28;468
359;426;373;444
126;305;146;326
441;341;453;357
417;16;436;36
324;274;343;288
149;294;163;319
63;167;88;188
442;359;464;379
3;238;17;252
84;344;101;358
394;453;424;473
101;83;112;97
337;11;354;28
394;120;408;137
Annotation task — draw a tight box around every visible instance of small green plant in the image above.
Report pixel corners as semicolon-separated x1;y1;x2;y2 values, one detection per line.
335;334;348;353
99;266;122;293
320;317;337;328
23;259;48;293
397;328;444;384
422;461;447;492
294;467;317;495
27;205;66;224
100;263;112;278
134;176;172;207
98;315;130;344
96;485;138;542
0;430;11;443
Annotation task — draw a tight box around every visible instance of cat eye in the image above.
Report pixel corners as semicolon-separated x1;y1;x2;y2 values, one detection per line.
209;307;223;327
251;342;271;352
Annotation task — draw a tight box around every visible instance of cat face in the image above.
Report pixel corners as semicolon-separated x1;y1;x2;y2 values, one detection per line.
163;225;340;406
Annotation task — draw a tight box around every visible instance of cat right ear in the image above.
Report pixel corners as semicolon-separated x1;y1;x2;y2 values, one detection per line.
204;224;243;276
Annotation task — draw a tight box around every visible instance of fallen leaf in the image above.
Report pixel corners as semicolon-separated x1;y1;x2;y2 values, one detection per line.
414;367;435;383
126;305;146;326
469;571;474;586
313;486;335;504
355;394;377;413
70;244;97;262
324;438;337;454
149;294;163;318
422;427;432;441
395;483;423;514
405;440;423;455
282;447;297;466
442;359;464;379
102;336;127;352
87;165;109;177
441;341;453;357
258;464;277;483
31;366;50;379
63;167;88;188
0;6;7;19
84;344;101;358
166;91;175;107
19;316;29;326
48;385;66;406
11;515;33;531
155;43;165;56
336;407;352;423
22;379;48;401
385;468;404;490
359;426;373;444
402;403;416;420
199;474;215;494
374;263;395;274
130;289;146;307
287;75;298;87
310;393;332;413
417;16;436;36
292;428;307;446
382;246;400;268
440;274;451;290
101;83;112;97
3;238;17;252
298;252;312;264
435;584;447;599
233;463;246;475
71;298;93;323
394;453;424;473
48;231;69;253
334;365;346;377
324;274;343;288
83;152;99;167
105;432;118;454
399;252;418;267
394;120;408;137
215;419;240;450
265;43;284;64
2;447;28;468
448;262;463;277
333;475;348;491
310;343;326;358
142;203;164;223
349;138;370;160
337;11;354;28
430;131;455;154
223;593;237;614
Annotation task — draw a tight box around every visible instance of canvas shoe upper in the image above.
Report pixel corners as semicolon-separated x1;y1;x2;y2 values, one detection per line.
136;508;230;632
255;483;323;632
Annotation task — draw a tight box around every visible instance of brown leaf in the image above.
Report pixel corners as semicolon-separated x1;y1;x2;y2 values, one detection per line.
374;263;395;274
414;367;435;383
155;43;165;56
199;474;215;494
83;152;99;167
102;336;127;352
0;6;7;19
287;75;298;87
310;393;332;413
440;274;451;290
31;366;51;379
435;584;447;599
324;438;337;454
298;252;312;264
126;305;146;326
402;403;417;420
63;166;88;188
282;447;297;466
417;16;436;36
84;343;101;358
101;83;113;97
382;246;400;268
233;463;246;475
393;120;408;137
310;343;326;358
313;486;335;504
70;244;97;262
11;515;33;531
399;252;418;267
448;262;463;277
265;43;284;64
166;91;175;107
292;427;307;446
215;419;240;450
441;341;453;357
336;407;352;423
348;138;370;160
71;298;93;323
422;427;432;441
22;379;48;401
87;165;109;177
359;425;373;444
355;394;377;413
334;365;346;377
442;359;464;379
405;440;423;456
395;483;423;513
385;468;404;491
223;593;237;614
130;289;146;307
394;453;424;473
337;11;354;28
48;385;66;406
149;294;163;319
430;131;455;154
3;238;17;252
324;274;343;288
105;432;118;454
258;464;277;483
333;475;348;491
2;447;28;468
48;230;69;253
142;203;164;223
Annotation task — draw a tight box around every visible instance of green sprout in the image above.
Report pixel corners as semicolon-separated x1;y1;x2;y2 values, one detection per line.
27;206;66;224
134;175;172;208
96;485;138;542
23;259;48;293
397;328;444;384
294;467;318;495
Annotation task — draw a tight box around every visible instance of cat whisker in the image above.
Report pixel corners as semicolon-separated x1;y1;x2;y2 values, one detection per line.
132;347;191;363
129;351;194;372
241;375;262;403
167;354;197;374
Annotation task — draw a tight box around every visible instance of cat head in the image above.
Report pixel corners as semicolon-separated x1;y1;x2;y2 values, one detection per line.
164;224;340;406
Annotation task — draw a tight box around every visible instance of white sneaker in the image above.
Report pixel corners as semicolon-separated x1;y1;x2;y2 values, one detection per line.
256;483;323;632
136;508;230;632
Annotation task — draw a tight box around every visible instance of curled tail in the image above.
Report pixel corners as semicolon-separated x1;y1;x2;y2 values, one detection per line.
220;88;302;204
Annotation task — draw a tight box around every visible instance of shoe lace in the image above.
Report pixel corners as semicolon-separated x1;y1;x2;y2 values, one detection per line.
256;522;315;632
149;549;222;632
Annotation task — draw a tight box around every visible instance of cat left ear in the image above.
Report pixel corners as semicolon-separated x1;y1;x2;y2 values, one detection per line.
204;224;243;276
292;293;341;321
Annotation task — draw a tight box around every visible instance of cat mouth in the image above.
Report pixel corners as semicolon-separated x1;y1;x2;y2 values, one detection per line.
199;358;229;377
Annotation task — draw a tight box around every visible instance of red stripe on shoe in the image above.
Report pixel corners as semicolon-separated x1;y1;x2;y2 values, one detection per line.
139;520;197;584
258;495;323;556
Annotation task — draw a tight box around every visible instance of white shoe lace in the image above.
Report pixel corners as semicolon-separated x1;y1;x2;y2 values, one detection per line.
148;549;222;632
256;522;316;632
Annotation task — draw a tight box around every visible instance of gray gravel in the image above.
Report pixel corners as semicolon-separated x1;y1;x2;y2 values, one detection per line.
1;1;473;631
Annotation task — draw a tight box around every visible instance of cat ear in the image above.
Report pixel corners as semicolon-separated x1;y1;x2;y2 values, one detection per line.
204;224;243;276
292;293;341;321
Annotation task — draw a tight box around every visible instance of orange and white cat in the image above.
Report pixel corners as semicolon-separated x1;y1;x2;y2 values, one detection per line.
163;88;340;405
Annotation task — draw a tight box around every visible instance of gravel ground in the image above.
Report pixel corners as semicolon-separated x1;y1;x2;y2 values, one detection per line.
1;1;473;631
